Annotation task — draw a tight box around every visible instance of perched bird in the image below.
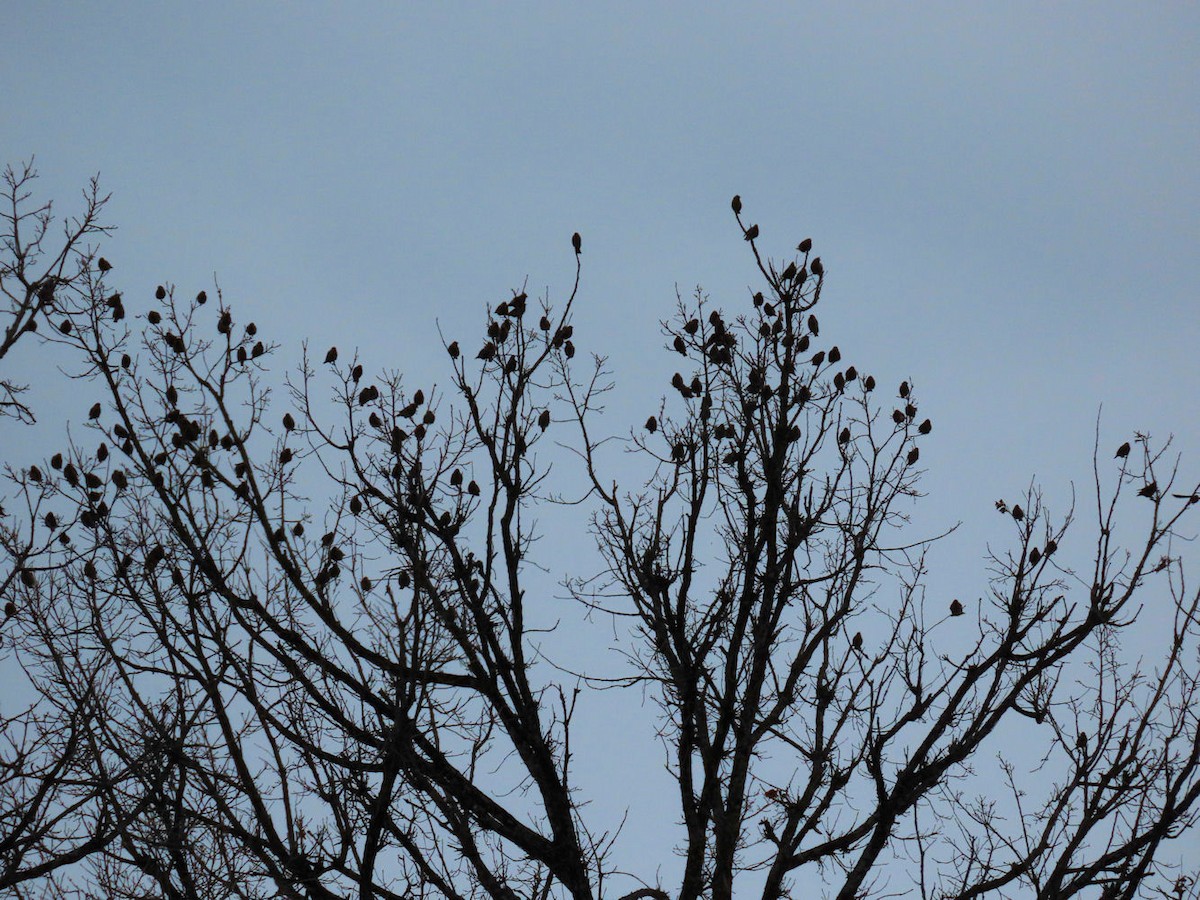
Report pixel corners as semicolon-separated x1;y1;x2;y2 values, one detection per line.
4;600;15;618
324;347;338;364
918;419;932;435
645;416;658;433
155;285;166;300
1076;731;1087;752
683;318;700;335
899;380;910;399
538;409;551;431
572;232;582;254
863;375;876;392
1137;482;1158;499
1171;492;1200;505
810;257;824;276
1029;547;1042;566
797;238;812;253
477;342;497;361
781;261;797;281
283;413;296;432
564;340;576;359
468;480;481;496
828;346;841;364
97;257;112;272
906;446;920;465
196;290;207;305
673;335;687;354
1011;504;1024;521
851;631;863;651
950;598;964;617
839;426;851;445
1044;539;1058;556
448;341;460;359
351;364;363;383
744;224;759;241
450;468;463;487
806;315;819;336
731;194;742;214
89;402;102;420
1115;441;1131;459
892;409;905;424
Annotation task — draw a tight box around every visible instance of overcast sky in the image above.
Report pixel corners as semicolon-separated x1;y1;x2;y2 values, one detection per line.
5;3;1198;893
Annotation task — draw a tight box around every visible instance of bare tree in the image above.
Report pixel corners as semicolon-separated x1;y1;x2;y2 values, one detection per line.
2;182;1198;899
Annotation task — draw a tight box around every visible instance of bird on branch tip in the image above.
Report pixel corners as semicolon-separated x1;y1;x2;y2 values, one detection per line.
744;224;759;241
1138;482;1158;499
572;232;582;254
1115;441;1131;459
950;598;964;617
324;347;338;364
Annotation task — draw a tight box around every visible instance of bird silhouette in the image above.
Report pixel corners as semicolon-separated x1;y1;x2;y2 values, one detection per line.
906;446;920;465
1029;547;1041;566
807;315;819;336
918;419;932;435
683;318;700;335
797;238;812;253
283;413;296;431
196;290;207;305
1012;504;1024;521
89;402;101;420
448;341;460;359
324;347;338;364
564;340;576;358
1044;539;1057;555
950;598;964;616
839;427;851;445
828;346;841;364
477;342;497;361
1138;482;1158;499
1076;731;1087;751
852;631;863;650
468;480;481;496
899;381;910;399
155;285;166;300
97;257;112;272
731;195;742;214
1171;492;1200;505
864;375;876;392
673;335;687;354
572;232;582;254
538;409;551;431
352;364;363;383
892;409;905;424
645;416;657;433
810;257;824;276
744;224;759;241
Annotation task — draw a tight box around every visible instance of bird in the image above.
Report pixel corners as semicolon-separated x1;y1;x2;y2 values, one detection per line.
864;375;876;392
1171;492;1200;505
97;257;112;272
1012;504;1024;521
1029;547;1042;566
731;194;742;214
1137;482;1158;499
810;257;824;276
899;381;910;399
839;427;851;445
906;446;919;465
781;261;797;281
1044;539;1058;556
448;342;460;359
950;598;964;617
196;290;207;305
324;347;338;364
828;346;841;364
538;409;551;431
797;238;812;253
892;409;905;425
1076;731;1087;752
1115;441;1131;459
477;342;497;361
351;364;363;383
918;419;932;435
4;600;15;618
155;285;166;300
744;224;759;241
283;413;295;431
851;631;863;651
89;402;101;420
468;480;481;496
683;318;700;335
572;232;582;254
645;416;658;433
673;335;687;354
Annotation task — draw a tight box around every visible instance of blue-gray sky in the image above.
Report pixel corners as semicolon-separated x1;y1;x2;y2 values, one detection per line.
5;3;1199;892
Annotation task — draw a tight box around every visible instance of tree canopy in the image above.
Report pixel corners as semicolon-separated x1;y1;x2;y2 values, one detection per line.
2;165;1199;900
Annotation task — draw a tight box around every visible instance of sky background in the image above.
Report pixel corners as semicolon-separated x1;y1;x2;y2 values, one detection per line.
4;3;1199;894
